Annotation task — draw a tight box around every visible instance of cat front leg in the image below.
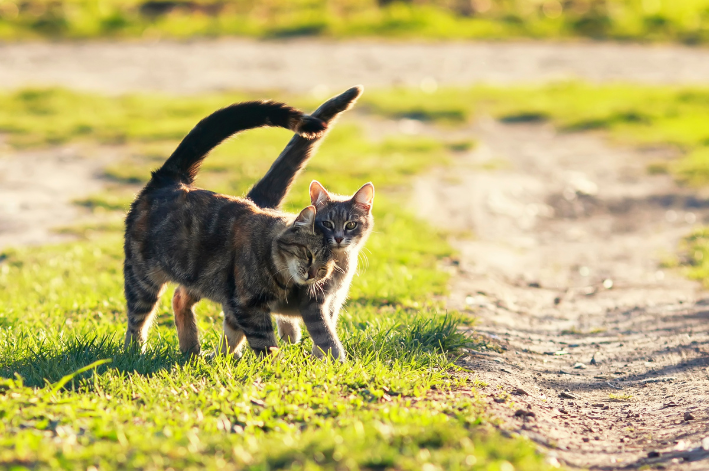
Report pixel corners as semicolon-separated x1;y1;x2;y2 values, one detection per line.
276;316;302;344
224;303;278;357
301;303;345;361
220;314;247;358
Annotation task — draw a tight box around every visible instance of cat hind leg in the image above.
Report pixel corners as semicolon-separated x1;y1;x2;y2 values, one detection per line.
172;285;202;357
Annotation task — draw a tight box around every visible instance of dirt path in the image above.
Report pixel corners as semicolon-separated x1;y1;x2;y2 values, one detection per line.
0;143;116;250
4;40;709;94
413;119;709;469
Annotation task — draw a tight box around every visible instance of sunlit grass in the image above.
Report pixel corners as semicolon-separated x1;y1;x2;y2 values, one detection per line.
1;0;709;44
363;82;709;185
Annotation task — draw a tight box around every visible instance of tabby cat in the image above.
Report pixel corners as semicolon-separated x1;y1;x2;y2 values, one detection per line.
246;87;375;361
271;181;374;361
123;100;340;358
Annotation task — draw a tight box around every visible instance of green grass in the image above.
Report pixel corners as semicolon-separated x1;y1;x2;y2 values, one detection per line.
363;82;709;185
678;227;709;286
0;88;555;469
2;0;709;44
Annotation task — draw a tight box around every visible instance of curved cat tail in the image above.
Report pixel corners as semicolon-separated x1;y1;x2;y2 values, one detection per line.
247;85;364;209
152;101;327;185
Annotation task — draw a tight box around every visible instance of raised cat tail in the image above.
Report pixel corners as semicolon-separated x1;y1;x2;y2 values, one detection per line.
247;85;363;209
152;101;327;185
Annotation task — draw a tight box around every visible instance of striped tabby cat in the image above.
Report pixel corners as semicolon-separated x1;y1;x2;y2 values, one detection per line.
246;87;375;361
123;100;341;358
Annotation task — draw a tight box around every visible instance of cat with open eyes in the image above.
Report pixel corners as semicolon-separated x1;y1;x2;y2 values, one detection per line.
247;87;375;361
123;100;341;359
124;86;371;361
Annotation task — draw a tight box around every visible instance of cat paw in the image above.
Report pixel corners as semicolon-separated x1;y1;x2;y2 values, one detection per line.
312;345;346;362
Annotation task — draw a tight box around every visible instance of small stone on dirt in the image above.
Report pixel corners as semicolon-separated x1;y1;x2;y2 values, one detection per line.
512;388;529;396
493;397;506;403
573;362;586;369
702;436;709;451
592;403;604;408
603;278;613;289
514;409;535;419
647;451;660;458
559;392;577;400
684;411;695;421
582;437;590;442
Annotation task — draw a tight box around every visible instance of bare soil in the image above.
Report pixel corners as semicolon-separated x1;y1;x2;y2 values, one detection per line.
414;119;709;469
3;40;709;95
0;143;116;250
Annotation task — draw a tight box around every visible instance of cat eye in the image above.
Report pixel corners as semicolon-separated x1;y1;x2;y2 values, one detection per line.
322;221;334;229
345;221;357;230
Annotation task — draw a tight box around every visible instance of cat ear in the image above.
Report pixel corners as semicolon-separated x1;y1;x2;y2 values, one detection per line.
353;182;375;212
309;180;330;207
294;205;316;228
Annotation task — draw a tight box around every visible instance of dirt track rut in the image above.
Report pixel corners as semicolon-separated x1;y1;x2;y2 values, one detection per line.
414;120;709;469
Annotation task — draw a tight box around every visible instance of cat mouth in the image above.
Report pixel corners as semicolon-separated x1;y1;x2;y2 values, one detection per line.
330;240;350;250
292;273;319;285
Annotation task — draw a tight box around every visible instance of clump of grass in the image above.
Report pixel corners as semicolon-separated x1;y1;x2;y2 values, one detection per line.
609;393;634;402
678;227;709;286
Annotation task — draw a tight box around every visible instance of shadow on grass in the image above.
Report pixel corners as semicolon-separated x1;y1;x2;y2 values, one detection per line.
0;333;186;388
1;312;478;390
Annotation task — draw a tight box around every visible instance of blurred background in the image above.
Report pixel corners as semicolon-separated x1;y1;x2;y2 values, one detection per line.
0;0;708;42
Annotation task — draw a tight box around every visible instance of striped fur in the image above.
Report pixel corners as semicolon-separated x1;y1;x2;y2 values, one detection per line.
244;87;373;362
248;86;363;209
123;101;335;358
271;181;375;361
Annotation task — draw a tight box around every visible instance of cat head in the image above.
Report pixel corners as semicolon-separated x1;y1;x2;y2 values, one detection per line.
309;181;375;252
275;205;334;286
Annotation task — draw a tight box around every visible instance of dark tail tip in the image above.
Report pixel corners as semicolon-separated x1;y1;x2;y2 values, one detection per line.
296;115;328;139
342;85;364;104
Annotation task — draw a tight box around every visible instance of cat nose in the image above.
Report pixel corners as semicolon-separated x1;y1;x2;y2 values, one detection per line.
335;237;343;244
307;267;317;279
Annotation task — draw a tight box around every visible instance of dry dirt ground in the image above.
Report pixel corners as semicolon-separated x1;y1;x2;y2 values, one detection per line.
4;40;709;94
413;119;709;469
0;142;116;250
1;39;708;469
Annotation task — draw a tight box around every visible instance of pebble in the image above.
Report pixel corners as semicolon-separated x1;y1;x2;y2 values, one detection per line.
573;362;586;369
684;411;695;421
559;391;578;400
514;409;536;419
